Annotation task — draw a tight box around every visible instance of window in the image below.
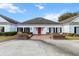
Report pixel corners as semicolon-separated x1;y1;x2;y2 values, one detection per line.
17;27;23;32
49;28;51;33
53;28;55;33
24;27;30;32
0;27;4;32
57;27;62;33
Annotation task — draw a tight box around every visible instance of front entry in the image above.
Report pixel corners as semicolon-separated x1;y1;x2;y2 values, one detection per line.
38;27;41;34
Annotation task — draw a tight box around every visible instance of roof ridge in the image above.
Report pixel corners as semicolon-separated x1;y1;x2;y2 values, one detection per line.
22;17;58;23
0;15;20;24
21;17;60;24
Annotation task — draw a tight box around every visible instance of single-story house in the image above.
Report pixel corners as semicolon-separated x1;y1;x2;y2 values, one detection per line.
0;14;79;34
17;17;62;34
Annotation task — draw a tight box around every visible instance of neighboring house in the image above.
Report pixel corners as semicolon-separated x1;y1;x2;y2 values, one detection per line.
0;15;19;32
0;14;79;34
60;15;79;34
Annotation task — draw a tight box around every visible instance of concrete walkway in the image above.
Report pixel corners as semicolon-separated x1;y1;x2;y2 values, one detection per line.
31;34;52;40
0;40;74;56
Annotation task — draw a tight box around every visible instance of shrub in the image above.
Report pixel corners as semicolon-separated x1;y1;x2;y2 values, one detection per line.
0;32;17;36
62;33;76;36
66;33;75;36
75;34;79;36
53;33;65;39
16;33;30;40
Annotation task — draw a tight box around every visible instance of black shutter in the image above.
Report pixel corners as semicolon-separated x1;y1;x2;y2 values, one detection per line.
56;28;57;33
17;28;19;32
74;27;76;34
60;27;62;33
53;28;55;33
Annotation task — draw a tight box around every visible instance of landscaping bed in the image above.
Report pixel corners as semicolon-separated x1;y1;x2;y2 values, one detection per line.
15;32;33;40
51;33;79;40
65;36;79;40
52;33;65;40
63;33;79;40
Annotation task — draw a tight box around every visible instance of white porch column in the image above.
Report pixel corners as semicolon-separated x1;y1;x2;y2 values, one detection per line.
23;27;24;32
44;27;48;34
30;27;34;33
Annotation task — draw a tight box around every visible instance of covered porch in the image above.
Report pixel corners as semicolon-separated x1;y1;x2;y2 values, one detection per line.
17;26;62;34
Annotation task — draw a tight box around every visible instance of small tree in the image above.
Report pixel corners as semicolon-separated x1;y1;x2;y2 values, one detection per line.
58;12;79;22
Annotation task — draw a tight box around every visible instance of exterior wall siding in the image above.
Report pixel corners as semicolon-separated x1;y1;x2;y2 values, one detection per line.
0;24;17;32
62;24;69;33
69;25;79;33
0;25;10;32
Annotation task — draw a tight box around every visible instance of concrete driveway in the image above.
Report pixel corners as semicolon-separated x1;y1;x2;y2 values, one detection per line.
43;40;79;56
0;40;78;56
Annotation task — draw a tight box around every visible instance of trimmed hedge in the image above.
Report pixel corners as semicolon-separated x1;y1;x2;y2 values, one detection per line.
0;32;17;36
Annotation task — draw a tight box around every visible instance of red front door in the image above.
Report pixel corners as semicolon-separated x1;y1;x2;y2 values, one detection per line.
38;27;41;34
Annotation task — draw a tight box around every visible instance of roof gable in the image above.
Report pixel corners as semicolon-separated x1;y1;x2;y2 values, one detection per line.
0;15;19;24
0;17;9;22
60;15;79;24
21;17;60;25
71;17;79;22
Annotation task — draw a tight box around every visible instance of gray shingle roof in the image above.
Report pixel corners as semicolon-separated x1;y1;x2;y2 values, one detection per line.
0;15;19;24
60;14;79;24
21;17;60;25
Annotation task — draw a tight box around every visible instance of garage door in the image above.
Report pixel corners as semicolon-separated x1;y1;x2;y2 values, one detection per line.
74;27;79;34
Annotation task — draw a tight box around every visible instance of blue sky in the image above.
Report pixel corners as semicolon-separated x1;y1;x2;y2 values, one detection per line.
0;3;79;22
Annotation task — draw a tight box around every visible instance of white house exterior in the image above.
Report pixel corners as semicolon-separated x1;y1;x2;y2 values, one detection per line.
61;15;79;34
0;15;18;32
1;15;79;34
17;18;62;34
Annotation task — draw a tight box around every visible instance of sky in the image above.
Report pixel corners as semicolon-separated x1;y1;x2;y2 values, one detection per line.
0;3;79;22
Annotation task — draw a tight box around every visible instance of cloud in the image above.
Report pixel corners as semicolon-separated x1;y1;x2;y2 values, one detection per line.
0;3;26;13
43;14;60;22
43;9;70;22
35;4;44;10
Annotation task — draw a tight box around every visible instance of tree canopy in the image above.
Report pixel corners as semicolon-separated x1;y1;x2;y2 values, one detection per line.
58;12;79;22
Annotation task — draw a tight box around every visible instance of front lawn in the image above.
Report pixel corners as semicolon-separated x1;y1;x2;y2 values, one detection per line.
65;36;79;40
0;36;16;42
0;32;33;42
